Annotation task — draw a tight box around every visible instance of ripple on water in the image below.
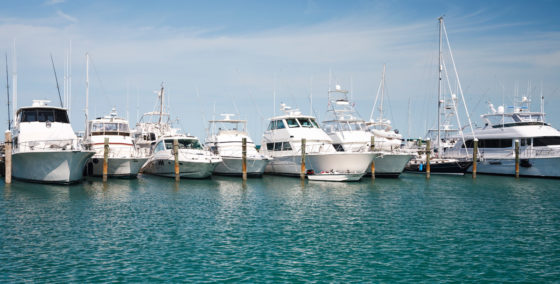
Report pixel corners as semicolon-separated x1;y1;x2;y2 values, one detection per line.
1;174;559;282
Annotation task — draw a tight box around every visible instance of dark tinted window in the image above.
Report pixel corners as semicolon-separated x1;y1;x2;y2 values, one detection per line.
267;143;274;150
282;142;292;151
478;139;512;148
533;137;560;147
22;110;37;122
20;108;69;123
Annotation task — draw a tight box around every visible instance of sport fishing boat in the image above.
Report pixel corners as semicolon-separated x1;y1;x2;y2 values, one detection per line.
445;98;560;178
11;100;94;183
205;114;271;176
141;134;222;178
261;103;375;181
84;108;148;177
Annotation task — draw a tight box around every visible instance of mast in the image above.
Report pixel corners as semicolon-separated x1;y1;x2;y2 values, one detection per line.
50;53;63;107
378;64;386;122
85;53;89;136
12;40;17;125
437;16;443;153
5;53;10;130
158;84;164;126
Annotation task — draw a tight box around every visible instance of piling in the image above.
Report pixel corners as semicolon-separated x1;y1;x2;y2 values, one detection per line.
103;137;109;182
370;135;375;179
174;138;180;182
472;138;478;179
300;138;306;180
242;137;247;181
426;138;431;179
515;139;520;178
4;131;11;184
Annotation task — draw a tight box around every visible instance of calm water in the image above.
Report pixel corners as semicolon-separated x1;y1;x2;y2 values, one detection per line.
1;174;559;282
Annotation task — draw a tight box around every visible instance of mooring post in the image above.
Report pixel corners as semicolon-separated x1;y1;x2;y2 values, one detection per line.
426;138;431;179
242;137;247;181
103;137;109;182
5;130;12;184
472;138;478;179
515;139;520;178
174;138;180;182
300;138;306;180
370;135;375;179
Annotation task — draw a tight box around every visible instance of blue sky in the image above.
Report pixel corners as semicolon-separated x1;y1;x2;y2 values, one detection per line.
1;0;559;140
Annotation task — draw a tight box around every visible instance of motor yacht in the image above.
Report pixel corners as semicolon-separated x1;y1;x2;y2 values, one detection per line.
205;114;270;176
11;100;94;183
261;104;374;181
141;134;222;178
84;108;148;177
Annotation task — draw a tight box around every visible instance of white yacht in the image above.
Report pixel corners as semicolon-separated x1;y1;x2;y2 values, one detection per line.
205;114;271;176
261;104;375;181
446;98;560;178
11;100;94;184
141;134;222;178
84;108;148;177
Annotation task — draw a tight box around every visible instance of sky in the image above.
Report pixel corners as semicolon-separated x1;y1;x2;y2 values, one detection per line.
1;0;559;141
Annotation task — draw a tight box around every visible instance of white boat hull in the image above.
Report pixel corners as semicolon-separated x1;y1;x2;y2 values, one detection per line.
213;157;270;176
86;157;149;177
12;150;94;184
367;153;414;177
265;152;374;180
142;157;219;179
307;172;363;182
469;157;560;178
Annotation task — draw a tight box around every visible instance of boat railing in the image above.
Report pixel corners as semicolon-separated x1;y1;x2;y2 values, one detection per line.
14;139;83;152
444;147;560;160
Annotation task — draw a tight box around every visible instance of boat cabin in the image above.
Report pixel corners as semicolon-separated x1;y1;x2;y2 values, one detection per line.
153;138;202;153
267;117;319;130
89;121;130;136
17;107;69;124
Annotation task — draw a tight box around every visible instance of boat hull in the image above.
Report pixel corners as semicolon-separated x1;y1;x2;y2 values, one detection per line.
213;157;270;177
12;150;94;184
469;157;560;178
142;157;218;179
86;157;149;178
265;152;374;180
406;159;472;175
367;153;414;177
307;173;363;182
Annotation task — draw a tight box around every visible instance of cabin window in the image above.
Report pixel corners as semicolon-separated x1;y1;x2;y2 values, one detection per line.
349;123;362;131
533;136;560;147
478;139;512;148
54;109;70;123
333;144;344;152
286;118;299;128
276;120;285;129
119;123;130;132
267;121;275;130
297;118;314;128
38;110;54;122
274;142;282;151
520;138;530;147
282;142;292;151
154;141;165;153
267;143;274;150
164;139;202;150
104;123;118;132
21;110;37;122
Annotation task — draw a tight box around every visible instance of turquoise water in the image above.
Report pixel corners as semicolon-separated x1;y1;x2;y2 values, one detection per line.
1;174;559;282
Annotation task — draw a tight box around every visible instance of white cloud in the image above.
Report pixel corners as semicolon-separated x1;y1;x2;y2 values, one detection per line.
45;0;65;5
56;10;77;23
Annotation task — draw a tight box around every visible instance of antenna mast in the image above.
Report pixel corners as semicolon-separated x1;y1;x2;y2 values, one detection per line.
5;53;11;130
85;53;89;136
158;83;164;125
437;16;443;153
50;53;63;107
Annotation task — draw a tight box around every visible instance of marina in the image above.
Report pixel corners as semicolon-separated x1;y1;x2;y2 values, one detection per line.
1;1;560;282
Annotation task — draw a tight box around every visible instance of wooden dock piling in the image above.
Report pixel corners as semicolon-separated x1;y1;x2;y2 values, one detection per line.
370;136;375;179
426;138;431;179
5;131;11;184
242;137;247;181
300;138;306;180
472;138;478;179
174;138;180;182
515;139;520;178
103;137;109;182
